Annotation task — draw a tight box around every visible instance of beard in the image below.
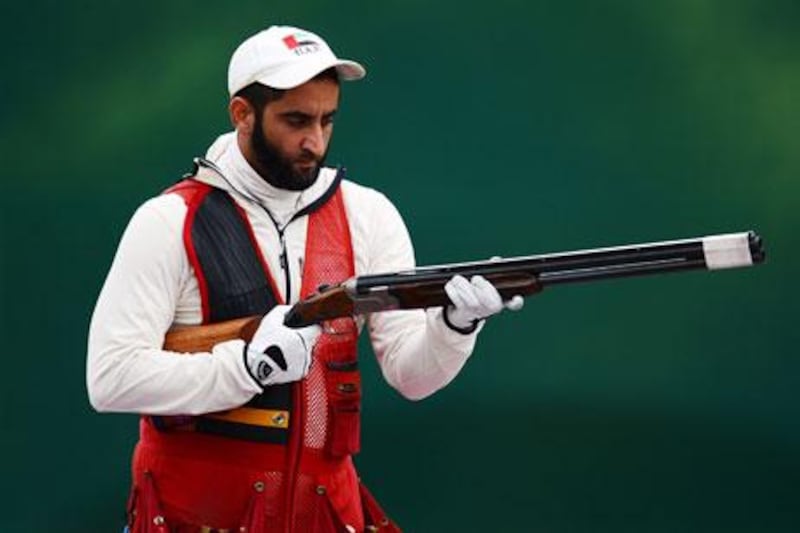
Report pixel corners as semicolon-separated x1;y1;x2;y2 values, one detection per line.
250;116;327;191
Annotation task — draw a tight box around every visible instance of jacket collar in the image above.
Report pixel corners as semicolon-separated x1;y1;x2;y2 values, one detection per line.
193;132;341;227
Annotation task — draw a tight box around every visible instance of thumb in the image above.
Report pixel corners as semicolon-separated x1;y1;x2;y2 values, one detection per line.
504;295;525;312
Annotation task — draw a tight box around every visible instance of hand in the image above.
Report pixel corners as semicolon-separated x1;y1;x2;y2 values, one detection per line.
243;305;322;388
443;275;524;332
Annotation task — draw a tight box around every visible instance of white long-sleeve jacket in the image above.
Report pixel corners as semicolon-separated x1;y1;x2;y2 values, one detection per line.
87;133;479;415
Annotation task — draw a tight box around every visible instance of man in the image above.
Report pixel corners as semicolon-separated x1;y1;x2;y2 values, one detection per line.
87;25;520;532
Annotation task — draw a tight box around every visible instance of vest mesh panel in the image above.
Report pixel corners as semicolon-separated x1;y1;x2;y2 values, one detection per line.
300;189;358;451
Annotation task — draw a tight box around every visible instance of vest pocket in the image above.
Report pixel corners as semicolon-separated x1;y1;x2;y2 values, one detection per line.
325;361;361;458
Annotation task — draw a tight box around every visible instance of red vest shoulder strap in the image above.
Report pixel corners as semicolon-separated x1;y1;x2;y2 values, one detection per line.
163;178;213;203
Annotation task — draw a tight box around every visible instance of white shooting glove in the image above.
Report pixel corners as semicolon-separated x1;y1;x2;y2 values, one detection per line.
243;304;322;388
443;275;524;333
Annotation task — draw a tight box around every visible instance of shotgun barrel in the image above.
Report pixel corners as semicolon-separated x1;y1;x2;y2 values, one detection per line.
359;230;764;288
283;231;765;327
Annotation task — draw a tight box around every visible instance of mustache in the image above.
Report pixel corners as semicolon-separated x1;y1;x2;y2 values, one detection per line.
295;149;322;165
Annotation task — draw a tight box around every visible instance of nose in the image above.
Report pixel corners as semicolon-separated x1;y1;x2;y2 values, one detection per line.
300;124;325;157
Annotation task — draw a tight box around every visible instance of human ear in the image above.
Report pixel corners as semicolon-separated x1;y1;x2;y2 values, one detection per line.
229;97;256;134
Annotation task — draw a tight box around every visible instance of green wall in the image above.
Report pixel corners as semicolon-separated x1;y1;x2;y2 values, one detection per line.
2;1;799;531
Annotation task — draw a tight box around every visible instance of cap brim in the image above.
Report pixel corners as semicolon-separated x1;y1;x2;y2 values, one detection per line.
333;60;366;81
255;57;366;90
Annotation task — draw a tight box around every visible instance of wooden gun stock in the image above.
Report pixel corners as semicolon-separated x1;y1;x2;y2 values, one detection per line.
163;315;261;353
161;275;540;353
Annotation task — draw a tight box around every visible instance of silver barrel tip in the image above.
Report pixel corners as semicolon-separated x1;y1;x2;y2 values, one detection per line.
702;231;764;270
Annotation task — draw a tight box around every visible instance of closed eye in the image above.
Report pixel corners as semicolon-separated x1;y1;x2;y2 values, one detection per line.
281;112;313;128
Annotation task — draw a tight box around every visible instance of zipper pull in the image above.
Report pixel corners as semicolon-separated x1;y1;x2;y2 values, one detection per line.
279;232;291;302
279;232;288;271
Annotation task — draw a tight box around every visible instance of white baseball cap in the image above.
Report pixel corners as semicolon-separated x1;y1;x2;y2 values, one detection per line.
227;25;366;96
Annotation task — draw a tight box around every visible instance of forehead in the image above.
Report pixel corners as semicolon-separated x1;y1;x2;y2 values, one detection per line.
269;78;340;113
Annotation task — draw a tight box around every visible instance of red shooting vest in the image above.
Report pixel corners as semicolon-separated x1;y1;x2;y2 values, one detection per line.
128;171;398;532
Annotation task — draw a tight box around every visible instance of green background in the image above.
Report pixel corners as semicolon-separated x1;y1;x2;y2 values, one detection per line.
2;1;798;531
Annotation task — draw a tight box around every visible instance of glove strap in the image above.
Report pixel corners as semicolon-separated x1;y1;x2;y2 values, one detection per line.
442;306;480;335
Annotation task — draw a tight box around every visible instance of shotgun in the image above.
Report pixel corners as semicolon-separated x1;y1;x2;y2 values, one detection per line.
163;231;765;353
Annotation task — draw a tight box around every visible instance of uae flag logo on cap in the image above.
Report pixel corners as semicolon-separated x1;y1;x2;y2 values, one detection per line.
283;32;318;50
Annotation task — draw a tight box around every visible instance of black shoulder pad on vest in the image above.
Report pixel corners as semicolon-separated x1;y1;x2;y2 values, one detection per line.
192;188;279;322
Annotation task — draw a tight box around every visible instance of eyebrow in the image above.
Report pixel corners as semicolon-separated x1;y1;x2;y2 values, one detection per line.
279;109;338;121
